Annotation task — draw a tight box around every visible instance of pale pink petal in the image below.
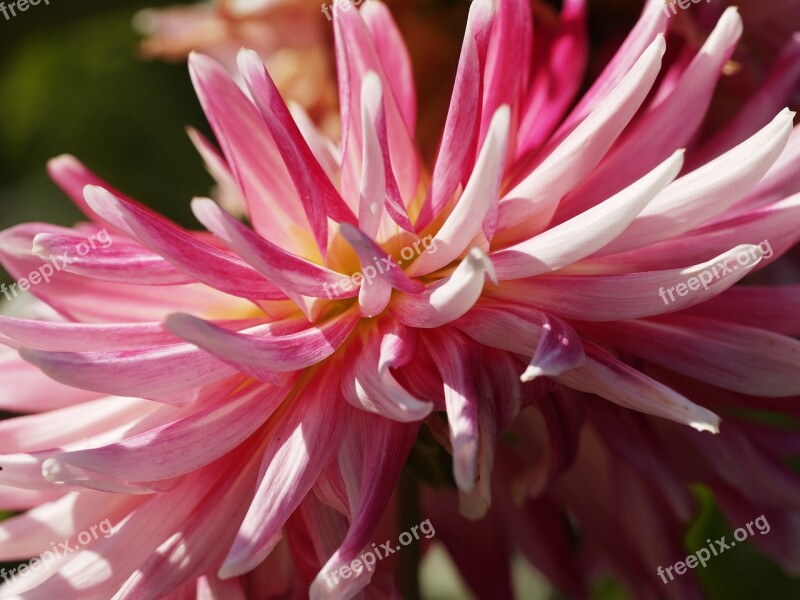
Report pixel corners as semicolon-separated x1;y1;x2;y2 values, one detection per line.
43;380;295;485
492;149;683;279
18;343;242;404
408;106;509;276
597;108;795;256
556;341;720;432
560;8;744;218
427;329;480;491
495;35;666;243
220;376;352;578
31;230;193;286
580;193;800;274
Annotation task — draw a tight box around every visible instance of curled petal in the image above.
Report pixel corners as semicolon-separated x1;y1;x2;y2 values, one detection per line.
392;248;497;328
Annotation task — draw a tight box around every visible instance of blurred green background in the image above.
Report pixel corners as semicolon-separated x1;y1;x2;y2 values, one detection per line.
0;1;799;598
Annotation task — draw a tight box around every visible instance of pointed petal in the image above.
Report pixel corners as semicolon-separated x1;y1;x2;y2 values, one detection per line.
495;35;666;242
521;312;585;381
417;0;495;227
598;108;795;256
165;308;360;379
492;244;765;320
188;52;317;258
427;330;480;491
43;380;295;485
556;341;720;432
492;150;683;280
237;49;357;253
408;106;510;276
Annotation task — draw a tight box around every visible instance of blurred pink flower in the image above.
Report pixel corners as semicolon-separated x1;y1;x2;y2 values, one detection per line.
0;0;799;598
135;0;338;126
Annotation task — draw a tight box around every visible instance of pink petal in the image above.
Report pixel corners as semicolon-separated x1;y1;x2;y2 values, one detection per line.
341;323;433;423
521;312;585;381
165;307;360;379
334;6;419;204
310;412;418;600
237;49;357;254
582;316;800;397
552;0;668;143
188;52;317;258
684;285;800;337
191;198;358;300
83;186;286;301
416;0;495;228
361;1;417;133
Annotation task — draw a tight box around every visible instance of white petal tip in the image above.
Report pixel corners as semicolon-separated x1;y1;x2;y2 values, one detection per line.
520;365;545;382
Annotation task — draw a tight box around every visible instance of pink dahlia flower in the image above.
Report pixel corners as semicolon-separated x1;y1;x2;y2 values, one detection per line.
1;0;800;598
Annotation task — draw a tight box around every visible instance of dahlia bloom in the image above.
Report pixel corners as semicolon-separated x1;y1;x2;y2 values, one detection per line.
1;0;800;599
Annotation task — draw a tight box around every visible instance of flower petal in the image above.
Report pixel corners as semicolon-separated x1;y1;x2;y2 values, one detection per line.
392;248;497;328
